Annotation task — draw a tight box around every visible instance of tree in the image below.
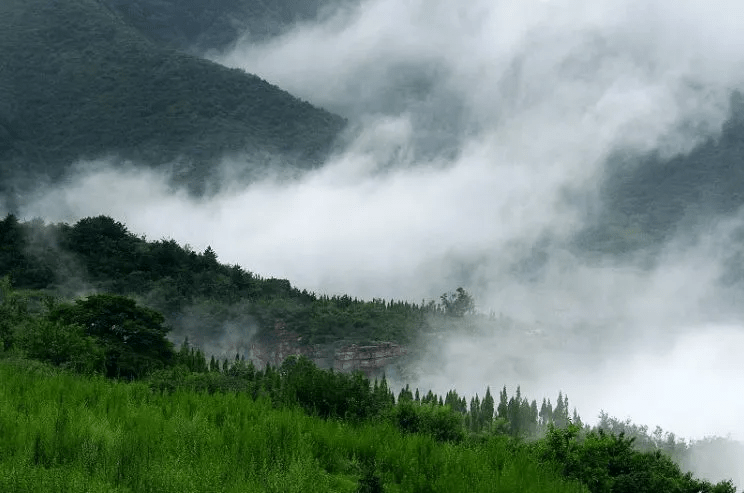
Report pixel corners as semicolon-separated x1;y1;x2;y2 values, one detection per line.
439;287;475;317
482;387;495;428
540;398;553;427
497;386;508;420
554;391;570;428
16;318;104;374
49;294;174;379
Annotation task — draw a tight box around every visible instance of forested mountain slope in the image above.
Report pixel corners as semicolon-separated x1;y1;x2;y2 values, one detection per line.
0;0;346;202
578;94;744;255
104;0;354;53
0;214;434;347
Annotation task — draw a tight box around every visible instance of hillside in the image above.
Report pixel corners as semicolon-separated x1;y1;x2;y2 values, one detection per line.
0;357;587;493
104;0;354;53
0;0;346;201
0;349;735;492
0;214;432;349
1;214;741;490
577;94;744;255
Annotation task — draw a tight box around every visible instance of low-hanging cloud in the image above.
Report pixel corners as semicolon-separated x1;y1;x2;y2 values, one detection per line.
15;2;744;480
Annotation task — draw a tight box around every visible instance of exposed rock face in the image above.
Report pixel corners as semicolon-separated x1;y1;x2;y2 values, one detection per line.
248;322;407;377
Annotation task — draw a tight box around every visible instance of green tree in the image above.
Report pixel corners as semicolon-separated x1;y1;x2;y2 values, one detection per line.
439;287;475;317
49;294;174;379
537;425;736;493
497;386;508;420
16;318;104;374
482;386;495;428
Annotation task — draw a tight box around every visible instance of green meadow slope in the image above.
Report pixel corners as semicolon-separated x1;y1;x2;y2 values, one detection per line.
0;357;586;493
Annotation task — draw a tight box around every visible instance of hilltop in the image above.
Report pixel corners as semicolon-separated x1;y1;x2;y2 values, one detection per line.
0;0;346;202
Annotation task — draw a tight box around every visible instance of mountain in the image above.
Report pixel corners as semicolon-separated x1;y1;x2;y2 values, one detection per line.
575;93;744;256
104;0;354;54
0;0;346;203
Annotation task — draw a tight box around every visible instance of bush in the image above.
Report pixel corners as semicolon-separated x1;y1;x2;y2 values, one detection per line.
390;401;464;443
536;425;737;493
14;319;104;374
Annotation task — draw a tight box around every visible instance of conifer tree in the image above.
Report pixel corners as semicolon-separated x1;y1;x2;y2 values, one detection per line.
497;386;508;419
539;398;549;426
398;384;413;403
481;387;495;428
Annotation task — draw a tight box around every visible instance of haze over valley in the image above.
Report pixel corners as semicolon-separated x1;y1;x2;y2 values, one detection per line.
3;0;744;487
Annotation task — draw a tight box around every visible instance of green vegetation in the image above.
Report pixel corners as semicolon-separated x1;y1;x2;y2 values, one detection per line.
0;214;466;345
0;357;590;493
0;276;737;492
577;93;744;256
105;0;353;53
0;0;346;200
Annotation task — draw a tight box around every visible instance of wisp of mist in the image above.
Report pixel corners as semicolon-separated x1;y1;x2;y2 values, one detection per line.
19;0;744;478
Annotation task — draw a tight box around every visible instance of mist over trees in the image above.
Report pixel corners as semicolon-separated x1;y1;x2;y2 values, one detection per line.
0;214;487;345
0;276;737;492
0;0;346;205
104;0;356;53
1;214;740;490
2;0;744;489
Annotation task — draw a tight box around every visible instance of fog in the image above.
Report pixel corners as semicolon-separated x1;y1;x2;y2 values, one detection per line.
14;0;744;480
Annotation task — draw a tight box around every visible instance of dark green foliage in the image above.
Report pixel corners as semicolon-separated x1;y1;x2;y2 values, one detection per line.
0;216;433;344
48;294;174;379
0;0;346;198
577;93;744;256
0;359;590;493
104;0;352;53
439;287;475;317
279;355;394;421
0;217;738;491
537;425;736;493
0;286;737;493
14;318;104;374
391;400;465;443
356;458;384;493
0;276;24;350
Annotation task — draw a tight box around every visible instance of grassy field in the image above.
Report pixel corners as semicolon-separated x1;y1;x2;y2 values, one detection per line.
0;357;585;493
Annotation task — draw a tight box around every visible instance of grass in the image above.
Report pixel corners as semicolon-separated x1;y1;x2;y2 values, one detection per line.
0;357;586;492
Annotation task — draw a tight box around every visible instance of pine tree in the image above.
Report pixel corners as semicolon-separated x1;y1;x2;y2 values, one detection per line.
528;400;539;436
572;407;582;428
497;386;508;419
469;395;481;431
398;384;413;403
539;398;549;426
481;387;495;428
554;392;569;428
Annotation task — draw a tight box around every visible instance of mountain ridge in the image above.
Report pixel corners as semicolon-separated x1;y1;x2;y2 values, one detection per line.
0;0;346;203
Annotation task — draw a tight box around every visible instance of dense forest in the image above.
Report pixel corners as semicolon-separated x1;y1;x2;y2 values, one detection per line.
576;93;744;256
0;0;346;203
0;214;480;347
104;0;355;53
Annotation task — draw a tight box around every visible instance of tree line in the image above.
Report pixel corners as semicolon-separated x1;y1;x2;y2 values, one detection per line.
0;214;485;347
